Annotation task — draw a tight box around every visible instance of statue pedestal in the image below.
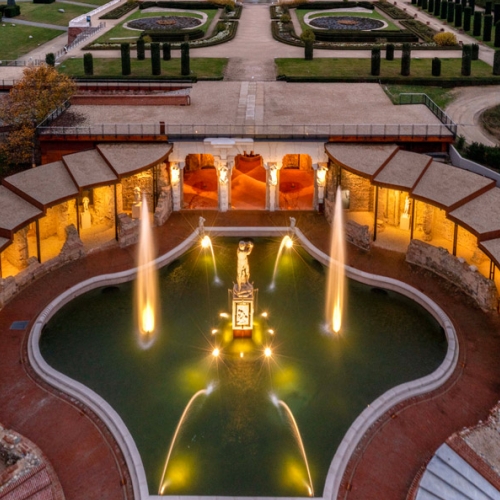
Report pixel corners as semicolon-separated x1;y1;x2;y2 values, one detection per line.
132;202;142;219
400;213;411;231
80;211;91;229
232;283;254;339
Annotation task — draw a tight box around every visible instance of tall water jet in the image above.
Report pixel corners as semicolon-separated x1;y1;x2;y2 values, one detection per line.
325;186;345;334
270;235;293;290
201;234;220;284
271;394;314;497
135;194;159;349
158;384;215;494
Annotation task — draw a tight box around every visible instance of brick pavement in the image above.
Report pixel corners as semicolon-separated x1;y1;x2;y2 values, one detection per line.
0;211;499;499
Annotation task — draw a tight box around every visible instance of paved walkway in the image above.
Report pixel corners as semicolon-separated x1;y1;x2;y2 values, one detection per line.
0;18;68;30
1;211;500;500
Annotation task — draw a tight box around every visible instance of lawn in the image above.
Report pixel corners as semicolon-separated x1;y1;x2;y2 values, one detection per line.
16;1;93;26
58;56;228;79
0;24;62;60
275;57;497;79
92;8;218;44
383;84;456;109
295;8;400;32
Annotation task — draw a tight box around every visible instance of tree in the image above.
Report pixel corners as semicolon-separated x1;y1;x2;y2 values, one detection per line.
121;43;131;75
461;43;472;75
0;65;76;166
473;11;481;36
440;0;448;19
455;3;462;27
181;42;190;76
483;14;493;42
45;53;55;66
432;57;441;76
386;43;395;60
300;29;315;61
493;50;500;75
464;6;471;31
401;43;411;76
471;42;479;59
137;38;145;60
434;0;441;16
83;52;93;75
495;21;500;47
371;47;381;76
151;42;161;76
162;42;171;61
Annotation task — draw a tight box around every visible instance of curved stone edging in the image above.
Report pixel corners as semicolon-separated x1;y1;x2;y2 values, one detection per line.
28;226;458;500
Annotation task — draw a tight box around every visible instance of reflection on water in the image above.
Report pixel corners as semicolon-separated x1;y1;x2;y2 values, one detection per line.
40;238;447;497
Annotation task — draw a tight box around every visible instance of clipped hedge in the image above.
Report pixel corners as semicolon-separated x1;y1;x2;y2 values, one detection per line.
33;0;54;3
220;3;242;19
140;28;205;42
375;2;413;19
100;1;139;19
296;1;374;8
400;19;439;42
312;29;418;43
2;4;20;16
140;1;218;9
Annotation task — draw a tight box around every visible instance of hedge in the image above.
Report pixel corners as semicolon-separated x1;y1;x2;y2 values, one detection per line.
432;57;441;76
484;14;493;41
83;52;93;75
386;43;395;60
140;28;204;42
312;29;418;43
371;47;381;75
220;3;243;20
2;4;20;16
151;42;161;75
100;1;139;19
400;19;439;42
140;1;218;9
121;43;131;75
181;41;190;76
296;1;373;9
375;2;413;19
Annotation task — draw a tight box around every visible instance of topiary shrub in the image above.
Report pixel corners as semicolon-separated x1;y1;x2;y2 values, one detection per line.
471;42;479;59
371;47;381;76
495;21;500;47
401;42;411;76
440;0;448;18
464;6;471;30
429;0;434;12
473;11;481;35
493;50;500;74
447;1;454;22
461;43;472;75
300;28;315;61
455;3;462;26
136;38;145;60
495;3;500;24
181;41;190;75
469;0;475;13
121;43;131;75
433;31;457;45
484;14;493;41
162;42;171;60
45;53;55;66
386;43;395;60
485;0;492;14
280;13;291;22
3;4;20;16
432;57;441;76
83;52;93;75
151;42;161;75
422;0;428;9
434;0;441;15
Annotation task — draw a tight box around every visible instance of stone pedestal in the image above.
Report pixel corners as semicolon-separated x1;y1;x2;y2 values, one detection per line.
232;283;254;338
132;202;142;219
80;211;91;229
400;213;411;230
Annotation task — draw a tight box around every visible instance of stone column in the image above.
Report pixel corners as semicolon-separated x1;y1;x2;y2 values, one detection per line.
266;162;279;211
170;162;183;211
216;158;232;212
315;163;328;210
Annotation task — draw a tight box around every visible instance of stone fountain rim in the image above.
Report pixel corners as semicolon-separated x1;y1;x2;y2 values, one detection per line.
27;226;458;500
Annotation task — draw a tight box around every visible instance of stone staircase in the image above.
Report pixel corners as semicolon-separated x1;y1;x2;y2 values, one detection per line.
416;444;500;500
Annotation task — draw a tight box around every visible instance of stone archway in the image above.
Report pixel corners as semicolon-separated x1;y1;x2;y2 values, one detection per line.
279;154;315;210
231;153;266;209
183;154;218;209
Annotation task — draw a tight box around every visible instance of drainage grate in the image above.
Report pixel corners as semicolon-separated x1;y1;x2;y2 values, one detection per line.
10;321;29;330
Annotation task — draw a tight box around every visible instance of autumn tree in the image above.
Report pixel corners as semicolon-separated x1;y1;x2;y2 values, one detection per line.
0;64;76;166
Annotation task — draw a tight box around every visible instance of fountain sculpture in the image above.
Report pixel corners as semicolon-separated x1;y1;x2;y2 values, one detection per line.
232;240;255;338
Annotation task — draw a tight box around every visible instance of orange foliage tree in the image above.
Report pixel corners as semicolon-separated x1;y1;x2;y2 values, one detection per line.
0;64;76;166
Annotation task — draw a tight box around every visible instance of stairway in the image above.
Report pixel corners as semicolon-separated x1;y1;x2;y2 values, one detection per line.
416;444;500;500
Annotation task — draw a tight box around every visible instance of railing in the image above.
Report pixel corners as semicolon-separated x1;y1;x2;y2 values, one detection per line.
399;93;457;137
54;22;106;60
75;79;192;91
38;122;455;139
0;60;43;67
37;100;72;130
69;0;120;26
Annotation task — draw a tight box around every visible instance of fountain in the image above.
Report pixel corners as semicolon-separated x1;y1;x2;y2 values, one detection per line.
326;186;346;334
135;193;159;349
40;236;447;497
270;235;294;291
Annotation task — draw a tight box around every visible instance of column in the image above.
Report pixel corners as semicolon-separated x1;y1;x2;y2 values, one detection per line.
170;162;183;211
266;162;279;211
216;158;231;212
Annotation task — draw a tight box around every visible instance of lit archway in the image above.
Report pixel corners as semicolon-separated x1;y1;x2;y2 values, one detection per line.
183;154;218;209
231;153;266;209
279;154;314;210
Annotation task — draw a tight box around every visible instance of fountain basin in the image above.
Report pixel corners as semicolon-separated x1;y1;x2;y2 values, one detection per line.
29;229;457;499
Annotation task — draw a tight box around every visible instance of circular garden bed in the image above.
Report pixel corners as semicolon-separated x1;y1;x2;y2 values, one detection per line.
309;16;385;30
127;15;202;30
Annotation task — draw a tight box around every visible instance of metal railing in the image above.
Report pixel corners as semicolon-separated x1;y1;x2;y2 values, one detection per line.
54;22;106;60
399;93;457;137
38;122;455;139
0;59;43;67
37;100;72;130
69;0;120;26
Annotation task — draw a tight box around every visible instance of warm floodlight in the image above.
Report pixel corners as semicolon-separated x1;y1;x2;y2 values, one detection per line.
268;329;274;335
261;312;268;318
264;347;272;358
201;235;211;249
212;348;220;357
219;312;229;318
285;237;293;249
240;352;244;358
211;329;218;335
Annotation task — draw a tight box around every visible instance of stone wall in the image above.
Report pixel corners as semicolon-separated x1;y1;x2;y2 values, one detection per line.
341;171;373;212
3;229;29;270
346;219;371;251
184;154;214;172
121;171;154;212
406;239;499;311
117;213;139;248
154;187;173;227
282;154;313;171
92;186;114;226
